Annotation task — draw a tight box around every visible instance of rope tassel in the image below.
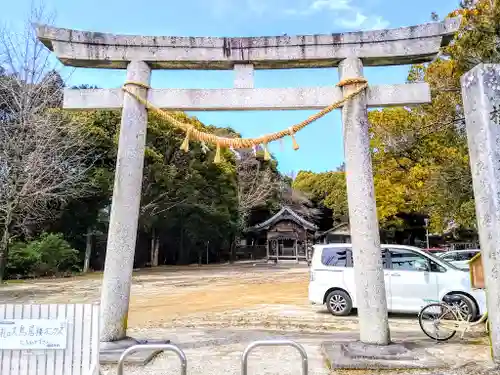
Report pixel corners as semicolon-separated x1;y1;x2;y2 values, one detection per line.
214;143;222;164
201;141;210;154
289;128;300;150
180;127;192;152
263;142;271;161
122;77;368;164
230;146;241;160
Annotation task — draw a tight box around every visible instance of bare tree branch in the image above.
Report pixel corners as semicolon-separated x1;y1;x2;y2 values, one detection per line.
0;3;95;280
278;182;322;221
235;150;280;224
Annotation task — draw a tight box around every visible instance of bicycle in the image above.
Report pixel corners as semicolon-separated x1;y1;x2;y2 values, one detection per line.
418;295;489;341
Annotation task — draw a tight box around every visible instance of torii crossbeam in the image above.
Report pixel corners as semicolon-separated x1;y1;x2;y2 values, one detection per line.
37;17;460;360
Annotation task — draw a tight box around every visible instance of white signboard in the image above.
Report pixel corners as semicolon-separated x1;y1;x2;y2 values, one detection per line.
0;319;67;350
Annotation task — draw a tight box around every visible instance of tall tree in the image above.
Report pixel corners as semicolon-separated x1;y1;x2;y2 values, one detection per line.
450;0;500;71
235;149;280;227
0;10;95;280
293;0;500;237
293;170;348;223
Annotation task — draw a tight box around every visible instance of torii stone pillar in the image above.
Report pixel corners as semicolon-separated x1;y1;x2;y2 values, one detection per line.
339;58;390;344
36;18;460;354
461;64;500;364
99;60;151;343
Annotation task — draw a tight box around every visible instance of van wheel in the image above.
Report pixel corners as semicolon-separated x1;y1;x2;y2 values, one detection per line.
326;290;352;316
447;294;478;321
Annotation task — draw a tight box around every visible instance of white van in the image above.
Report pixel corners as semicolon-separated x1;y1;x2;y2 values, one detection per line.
308;244;486;318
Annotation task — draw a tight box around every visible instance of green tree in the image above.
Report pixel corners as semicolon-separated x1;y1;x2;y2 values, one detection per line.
55;108;242;267
293;0;499;236
293;170;348;222
448;0;500;72
6;233;79;278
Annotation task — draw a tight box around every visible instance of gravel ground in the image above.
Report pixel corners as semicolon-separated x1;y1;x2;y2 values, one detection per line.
0;262;497;374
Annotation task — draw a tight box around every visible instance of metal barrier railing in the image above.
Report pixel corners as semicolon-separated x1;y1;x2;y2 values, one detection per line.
241;340;308;375
115;340;307;375
116;343;187;375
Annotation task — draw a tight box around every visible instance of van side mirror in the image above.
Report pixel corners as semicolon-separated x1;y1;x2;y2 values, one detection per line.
414;260;429;272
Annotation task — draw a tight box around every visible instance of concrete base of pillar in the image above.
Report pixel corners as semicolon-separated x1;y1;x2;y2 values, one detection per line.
321;341;443;369
99;337;170;365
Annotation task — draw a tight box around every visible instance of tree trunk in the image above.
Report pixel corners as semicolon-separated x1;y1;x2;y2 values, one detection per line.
229;234;236;264
150;230;159;267
83;227;92;273
150;230;155;266
0;211;13;282
179;227;189;265
155;238;160;266
206;241;209;265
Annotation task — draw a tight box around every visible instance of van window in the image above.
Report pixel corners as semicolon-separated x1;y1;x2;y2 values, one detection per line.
380;248;390;269
430;261;446;273
389;249;429;271
457;251;479;261
320;247;389;268
389;248;445;272
321;247;352;267
441;253;457;262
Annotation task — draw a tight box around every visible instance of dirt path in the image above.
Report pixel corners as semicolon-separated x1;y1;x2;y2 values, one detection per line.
0;263;316;327
0;262;494;374
0;263;417;331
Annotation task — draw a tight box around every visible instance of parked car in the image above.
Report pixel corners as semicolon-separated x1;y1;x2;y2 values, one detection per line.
424;247;447;255
308;244;486;319
437;249;480;270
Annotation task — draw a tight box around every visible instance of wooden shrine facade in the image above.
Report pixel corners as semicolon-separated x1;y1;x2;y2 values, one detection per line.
250;207;318;262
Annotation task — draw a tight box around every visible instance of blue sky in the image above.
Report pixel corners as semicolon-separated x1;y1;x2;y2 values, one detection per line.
2;0;459;175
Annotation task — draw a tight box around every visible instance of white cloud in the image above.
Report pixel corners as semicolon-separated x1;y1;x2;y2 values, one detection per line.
210;0;283;16
310;0;353;11
367;16;390;30
210;0;390;31
338;12;390;30
285;0;390;31
285;0;352;16
338;12;368;28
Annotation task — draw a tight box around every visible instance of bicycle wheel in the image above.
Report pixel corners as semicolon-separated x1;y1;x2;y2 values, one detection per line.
419;303;458;341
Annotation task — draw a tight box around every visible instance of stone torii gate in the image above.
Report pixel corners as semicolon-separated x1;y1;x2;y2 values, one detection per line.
37;18;459;352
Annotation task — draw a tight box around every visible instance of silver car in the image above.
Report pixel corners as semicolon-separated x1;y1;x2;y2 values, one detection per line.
438;249;480;270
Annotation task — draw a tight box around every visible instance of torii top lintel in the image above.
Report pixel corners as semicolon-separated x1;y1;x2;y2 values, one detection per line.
36;18;460;70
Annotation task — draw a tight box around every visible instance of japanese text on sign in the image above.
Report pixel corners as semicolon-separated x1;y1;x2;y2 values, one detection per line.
0;319;67;350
